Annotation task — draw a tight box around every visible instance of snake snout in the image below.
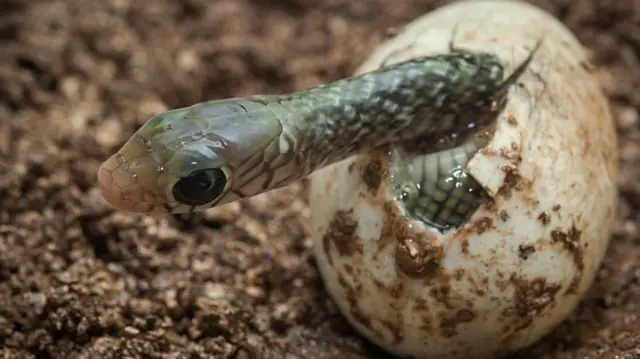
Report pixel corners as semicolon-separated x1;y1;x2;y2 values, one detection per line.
97;165;123;209
97;159;161;213
97;165;138;212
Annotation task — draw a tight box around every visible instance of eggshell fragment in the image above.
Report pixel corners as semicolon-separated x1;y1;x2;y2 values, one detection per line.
308;1;618;359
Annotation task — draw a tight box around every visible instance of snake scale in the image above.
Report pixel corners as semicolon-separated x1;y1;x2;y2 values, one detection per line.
98;40;540;231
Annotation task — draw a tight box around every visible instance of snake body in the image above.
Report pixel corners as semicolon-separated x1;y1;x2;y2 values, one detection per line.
98;44;538;229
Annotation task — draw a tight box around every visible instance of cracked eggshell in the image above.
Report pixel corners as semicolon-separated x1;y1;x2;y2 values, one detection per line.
308;1;618;359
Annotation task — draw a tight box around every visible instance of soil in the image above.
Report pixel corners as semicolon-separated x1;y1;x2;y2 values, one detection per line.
1;0;639;358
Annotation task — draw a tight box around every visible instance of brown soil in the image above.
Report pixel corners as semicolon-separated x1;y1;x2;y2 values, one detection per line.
1;0;638;358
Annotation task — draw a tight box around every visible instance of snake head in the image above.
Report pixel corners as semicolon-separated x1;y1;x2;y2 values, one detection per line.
98;98;283;213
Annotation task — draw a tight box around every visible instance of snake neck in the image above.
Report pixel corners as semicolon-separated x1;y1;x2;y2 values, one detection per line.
268;53;508;178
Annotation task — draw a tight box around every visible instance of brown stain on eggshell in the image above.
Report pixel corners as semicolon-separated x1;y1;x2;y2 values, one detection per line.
321;209;364;266
492;167;541;221
453;215;496;260
368;280;407;346
334;241;407;346
513;276;561;320
438;308;478;338
467;217;494;235
496;170;523;200
506;113;518;127
537;211;551;225
550;222;585;295
498;275;562;350
518;244;536;260
362;158;386;194
336;272;382;337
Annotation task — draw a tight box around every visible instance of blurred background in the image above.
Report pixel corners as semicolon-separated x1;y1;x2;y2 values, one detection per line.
0;0;638;358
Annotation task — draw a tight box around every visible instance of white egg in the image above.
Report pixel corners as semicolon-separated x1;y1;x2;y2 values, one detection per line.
308;1;619;359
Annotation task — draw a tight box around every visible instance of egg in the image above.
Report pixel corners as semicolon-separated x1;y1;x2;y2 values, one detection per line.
308;1;618;359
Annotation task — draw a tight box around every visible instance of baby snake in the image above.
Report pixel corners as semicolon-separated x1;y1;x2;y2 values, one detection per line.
97;40;540;231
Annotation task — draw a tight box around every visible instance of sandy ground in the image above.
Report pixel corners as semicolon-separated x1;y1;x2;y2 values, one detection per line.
0;0;638;358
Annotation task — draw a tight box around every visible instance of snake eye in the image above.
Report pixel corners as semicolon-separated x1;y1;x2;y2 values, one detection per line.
172;168;227;206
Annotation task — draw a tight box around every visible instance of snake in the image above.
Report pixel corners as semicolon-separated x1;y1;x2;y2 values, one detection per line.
97;41;539;231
